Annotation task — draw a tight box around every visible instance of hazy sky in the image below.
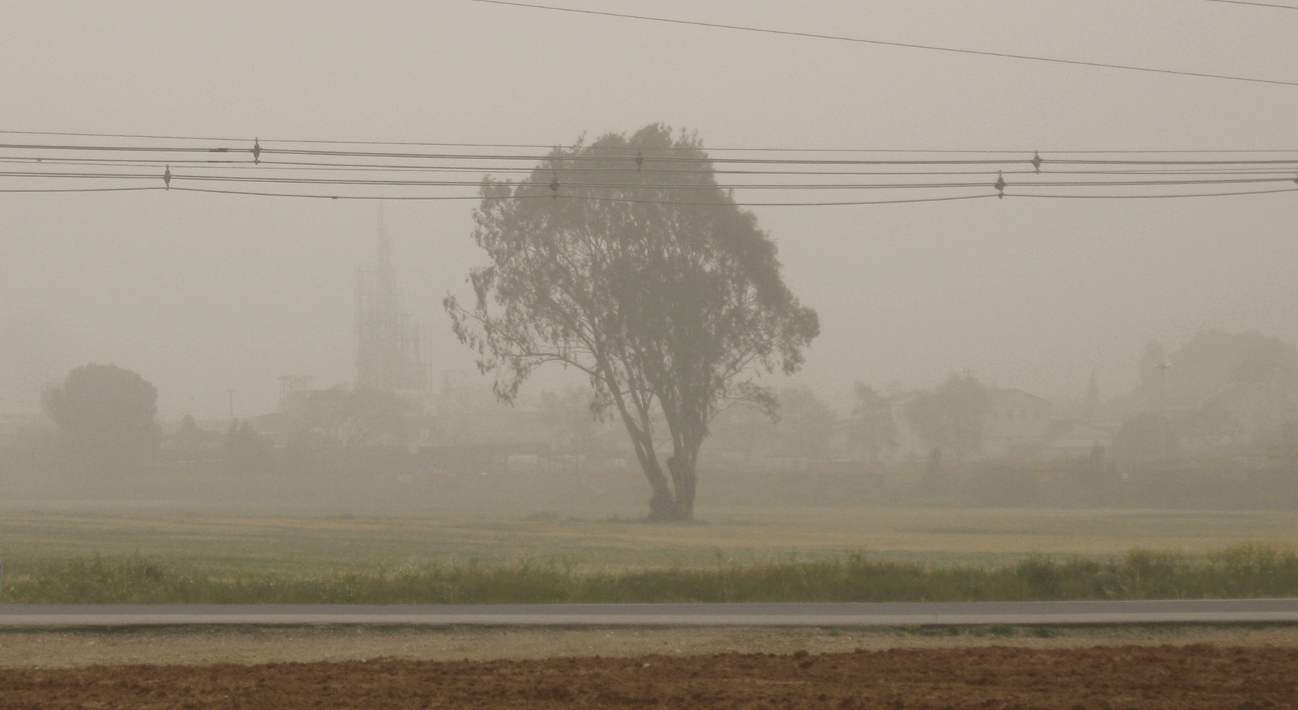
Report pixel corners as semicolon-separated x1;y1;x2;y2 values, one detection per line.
2;1;1296;420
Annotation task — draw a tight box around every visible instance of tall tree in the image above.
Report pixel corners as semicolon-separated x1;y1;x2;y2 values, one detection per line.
298;385;409;449
445;124;819;521
1134;331;1298;438
1113;412;1180;462
772;385;838;459
45;363;160;477
906;372;991;460
225;420;275;474
538;386;604;459
851;382;898;461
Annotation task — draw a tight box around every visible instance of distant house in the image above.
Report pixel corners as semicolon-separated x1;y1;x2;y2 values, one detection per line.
983;389;1051;457
888;387;1054;460
1041;418;1112;459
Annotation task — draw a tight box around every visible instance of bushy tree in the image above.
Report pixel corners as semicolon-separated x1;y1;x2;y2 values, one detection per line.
706;402;768;464
299;385;409;449
446;124;819;520
906;372;991;460
708;386;837;462
45;363;160;477
1114;413;1180;462
1134;331;1298;441
771;385;837;459
225;421;274;474
538;386;604;458
851;383;898;461
1141;330;1298;404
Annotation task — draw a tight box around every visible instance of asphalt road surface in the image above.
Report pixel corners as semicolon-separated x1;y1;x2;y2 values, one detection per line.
3;599;1298;628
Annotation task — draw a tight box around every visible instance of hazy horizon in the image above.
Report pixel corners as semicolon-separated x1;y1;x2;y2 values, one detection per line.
3;1;1296;421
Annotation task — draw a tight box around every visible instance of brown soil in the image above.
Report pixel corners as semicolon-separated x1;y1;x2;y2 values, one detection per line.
2;629;1297;709
0;644;1294;709
7;626;1298;668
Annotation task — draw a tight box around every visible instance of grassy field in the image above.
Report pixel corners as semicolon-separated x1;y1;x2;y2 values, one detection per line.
3;501;1298;579
4;501;1298;604
6;542;1298;605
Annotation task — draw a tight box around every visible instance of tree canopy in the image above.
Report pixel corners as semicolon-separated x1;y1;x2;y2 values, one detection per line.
298;385;409;449
45;363;160;477
851;383;898;462
445;124;819;520
906;372;991;460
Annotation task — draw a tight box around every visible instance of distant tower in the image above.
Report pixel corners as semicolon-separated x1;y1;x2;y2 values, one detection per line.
356;206;429;396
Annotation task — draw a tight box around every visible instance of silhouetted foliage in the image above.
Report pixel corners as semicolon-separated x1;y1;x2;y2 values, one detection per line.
538;386;605;458
710;385;836;461
446;124;819;520
44;363;160;478
918;446;946;494
851;383;898;461
299;385;409;449
706;402;771;464
1139;331;1298;434
906;372;991;459
965;465;1041;507
1114;413;1181;462
225;421;274;474
771;385;837;459
1178;402;1241;450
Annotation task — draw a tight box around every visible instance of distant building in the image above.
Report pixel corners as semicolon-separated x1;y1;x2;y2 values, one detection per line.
356;209;429;404
890;387;1066;461
984;389;1052;457
1041;418;1112;459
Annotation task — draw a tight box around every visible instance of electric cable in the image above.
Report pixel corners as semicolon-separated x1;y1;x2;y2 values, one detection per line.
4;129;1295;156
8;141;1298;171
1201;0;1298;10
5;184;1290;205
7;156;1291;179
3;129;1296;156
471;0;1298;88
3;133;1296;206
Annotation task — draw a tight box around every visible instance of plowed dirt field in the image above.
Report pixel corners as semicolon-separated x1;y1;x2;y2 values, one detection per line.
2;643;1295;709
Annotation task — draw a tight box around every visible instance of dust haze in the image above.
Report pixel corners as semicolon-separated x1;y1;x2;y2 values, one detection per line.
2;1;1297;533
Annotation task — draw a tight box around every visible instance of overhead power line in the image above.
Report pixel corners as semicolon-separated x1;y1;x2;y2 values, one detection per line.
5;140;1297;167
471;0;1298;88
3;183;1293;206
7;156;1292;179
1202;0;1298;10
1;134;1295;206
3;129;1296;156
4;167;1294;191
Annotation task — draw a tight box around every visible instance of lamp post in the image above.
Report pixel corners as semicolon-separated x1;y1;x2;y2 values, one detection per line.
228;388;236;424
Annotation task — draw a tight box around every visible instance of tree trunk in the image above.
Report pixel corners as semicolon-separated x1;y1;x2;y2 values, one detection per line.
637;448;677;521
665;449;698;522
614;407;677;521
643;455;676;521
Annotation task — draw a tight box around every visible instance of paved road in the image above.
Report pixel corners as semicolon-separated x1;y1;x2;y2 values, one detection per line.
3;599;1298;628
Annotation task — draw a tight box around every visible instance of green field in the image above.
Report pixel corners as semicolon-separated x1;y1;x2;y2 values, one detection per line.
4;501;1298;581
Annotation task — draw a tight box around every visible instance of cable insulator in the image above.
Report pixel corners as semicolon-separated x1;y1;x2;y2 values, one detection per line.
252;138;262;165
635;150;644;171
163;165;171;189
995;171;1006;198
1032;151;1042;173
549;173;560;198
